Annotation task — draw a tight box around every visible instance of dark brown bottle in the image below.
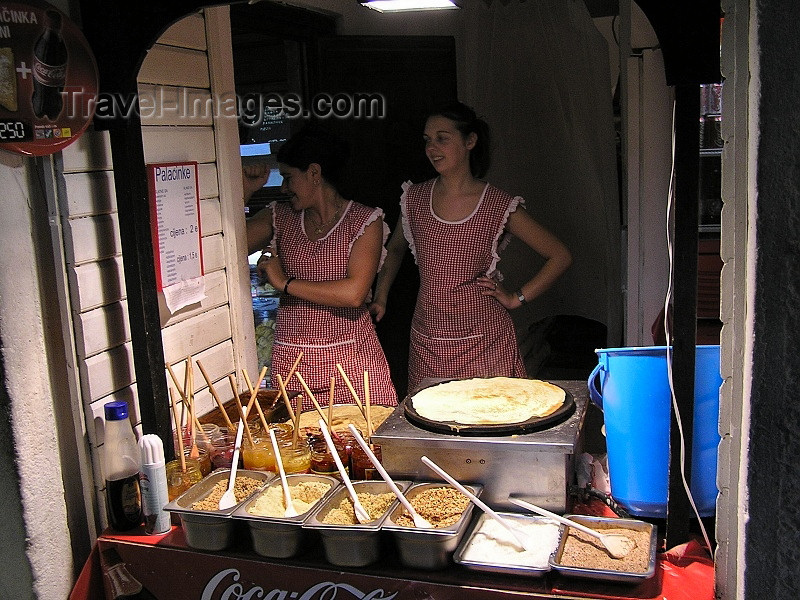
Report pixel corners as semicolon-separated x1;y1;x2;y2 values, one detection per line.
102;548;159;600
31;9;68;120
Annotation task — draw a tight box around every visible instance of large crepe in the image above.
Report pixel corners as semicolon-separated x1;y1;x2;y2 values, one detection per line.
410;377;565;425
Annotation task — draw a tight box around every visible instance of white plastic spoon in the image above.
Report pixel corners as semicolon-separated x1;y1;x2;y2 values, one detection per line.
346;424;432;528
420;456;536;552
507;496;636;559
318;418;371;524
269;427;298;518
218;416;246;510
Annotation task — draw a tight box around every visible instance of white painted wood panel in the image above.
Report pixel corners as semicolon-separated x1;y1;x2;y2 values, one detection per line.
202;233;225;273
75;301;131;359
198;163;219;199
61;129;113;173
81;342;135;403
138;45;210;89
70;256;126;312
200;197;222;235
137;84;214;127
158;12;207;51
142;126;216;164
65;213;121;266
63;171;116;218
161;305;233;364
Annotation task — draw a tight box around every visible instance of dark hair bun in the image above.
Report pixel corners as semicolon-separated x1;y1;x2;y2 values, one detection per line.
427;101;491;178
276;125;351;194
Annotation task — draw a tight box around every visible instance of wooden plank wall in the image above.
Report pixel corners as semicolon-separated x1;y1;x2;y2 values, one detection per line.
59;9;249;525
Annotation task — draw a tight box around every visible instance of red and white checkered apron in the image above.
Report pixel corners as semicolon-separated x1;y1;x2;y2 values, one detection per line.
401;179;527;392
268;200;397;411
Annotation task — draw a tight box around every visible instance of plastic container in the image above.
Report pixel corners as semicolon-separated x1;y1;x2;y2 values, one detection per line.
103;401;142;531
588;345;722;517
138;434;171;534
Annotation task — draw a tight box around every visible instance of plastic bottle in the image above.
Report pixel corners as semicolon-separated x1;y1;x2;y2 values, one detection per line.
138;434;171;534
103;401;142;531
31;9;68;120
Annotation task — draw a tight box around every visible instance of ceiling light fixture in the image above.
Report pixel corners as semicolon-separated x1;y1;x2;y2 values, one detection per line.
358;0;460;12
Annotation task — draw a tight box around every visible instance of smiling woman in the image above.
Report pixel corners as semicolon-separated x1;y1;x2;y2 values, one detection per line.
245;126;398;411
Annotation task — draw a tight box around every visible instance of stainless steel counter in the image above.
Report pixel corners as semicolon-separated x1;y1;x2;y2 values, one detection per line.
372;380;588;512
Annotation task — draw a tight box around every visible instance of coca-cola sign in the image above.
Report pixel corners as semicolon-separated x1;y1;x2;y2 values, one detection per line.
0;0;98;155
201;569;399;600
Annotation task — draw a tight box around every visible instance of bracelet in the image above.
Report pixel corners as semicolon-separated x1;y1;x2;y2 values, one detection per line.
515;289;527;305
283;277;296;295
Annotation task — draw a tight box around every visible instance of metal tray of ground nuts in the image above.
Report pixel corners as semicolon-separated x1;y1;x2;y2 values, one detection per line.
381;481;483;570
164;469;272;551
549;515;658;583
303;479;412;567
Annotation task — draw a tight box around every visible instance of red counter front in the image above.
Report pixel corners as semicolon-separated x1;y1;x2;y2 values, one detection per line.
72;516;713;600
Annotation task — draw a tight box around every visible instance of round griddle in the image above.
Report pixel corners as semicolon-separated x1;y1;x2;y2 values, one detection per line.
403;381;576;436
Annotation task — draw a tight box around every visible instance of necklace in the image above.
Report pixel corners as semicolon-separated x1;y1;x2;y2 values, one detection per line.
308;202;343;234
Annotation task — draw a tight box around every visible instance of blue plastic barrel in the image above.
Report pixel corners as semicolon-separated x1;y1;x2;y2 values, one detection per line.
587;345;721;518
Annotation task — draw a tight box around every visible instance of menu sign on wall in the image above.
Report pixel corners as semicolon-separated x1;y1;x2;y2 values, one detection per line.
148;162;205;312
0;0;98;155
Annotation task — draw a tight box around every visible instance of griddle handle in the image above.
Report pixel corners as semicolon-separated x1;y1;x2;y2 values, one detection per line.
588;362;604;409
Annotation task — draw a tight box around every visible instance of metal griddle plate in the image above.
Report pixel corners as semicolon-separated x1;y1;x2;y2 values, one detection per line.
403;378;576;436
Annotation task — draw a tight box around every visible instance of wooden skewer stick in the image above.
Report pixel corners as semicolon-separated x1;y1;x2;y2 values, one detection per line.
276;374;296;423
246;366;269;418
328;376;335;436
292;394;303;448
364;370;373;440
242;368;270;434
187;357;200;458
295;372;330;426
169;387;186;472
196;360;235;431
335;363;365;416
286;351;304;384
166;361;186;401
232;385;255;447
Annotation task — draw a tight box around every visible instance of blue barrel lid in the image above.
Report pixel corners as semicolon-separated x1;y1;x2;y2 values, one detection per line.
104;401;128;421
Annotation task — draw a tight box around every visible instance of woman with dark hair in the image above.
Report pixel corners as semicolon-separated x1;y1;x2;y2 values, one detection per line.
370;102;572;392
246;126;397;409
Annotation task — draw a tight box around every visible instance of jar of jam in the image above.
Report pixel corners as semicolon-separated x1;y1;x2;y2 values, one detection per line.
182;446;211;477
241;432;276;472
279;439;312;474
165;459;203;501
209;428;235;470
351;443;382;480
309;434;348;477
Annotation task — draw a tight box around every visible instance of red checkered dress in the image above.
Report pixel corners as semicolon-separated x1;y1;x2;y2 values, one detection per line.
268;200;397;411
401;179;527;392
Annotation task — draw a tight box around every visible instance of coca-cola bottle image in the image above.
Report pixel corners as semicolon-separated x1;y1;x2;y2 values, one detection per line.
31;9;68;120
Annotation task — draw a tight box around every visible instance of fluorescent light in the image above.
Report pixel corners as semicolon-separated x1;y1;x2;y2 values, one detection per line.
360;0;460;12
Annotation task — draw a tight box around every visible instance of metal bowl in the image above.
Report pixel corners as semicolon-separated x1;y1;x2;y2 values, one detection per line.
164;469;272;551
231;473;339;558
549;515;657;583
303;479;411;567
382;482;482;570
453;511;560;576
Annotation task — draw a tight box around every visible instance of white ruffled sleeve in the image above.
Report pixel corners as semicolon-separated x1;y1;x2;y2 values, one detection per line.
349;206;390;272
487;194;525;279
399;180;418;263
